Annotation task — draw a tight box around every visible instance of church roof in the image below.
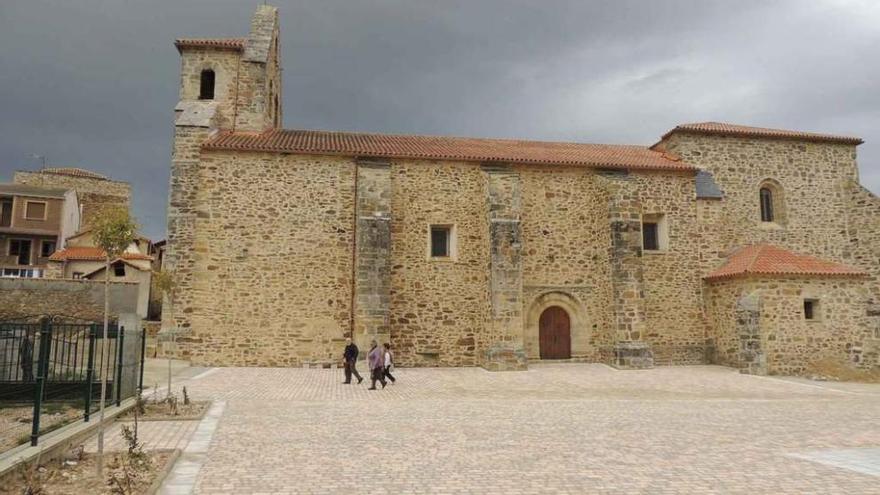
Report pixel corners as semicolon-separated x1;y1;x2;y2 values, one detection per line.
659;122;863;145
704;244;866;281
202;129;693;171
174;38;246;52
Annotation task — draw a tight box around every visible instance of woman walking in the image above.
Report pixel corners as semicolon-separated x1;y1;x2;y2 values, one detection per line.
367;340;386;390
383;343;396;384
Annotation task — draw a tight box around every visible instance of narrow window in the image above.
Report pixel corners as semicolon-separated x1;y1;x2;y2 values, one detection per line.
24;201;47;220
199;69;215;100
0;199;12;227
40;240;56;258
72;272;84;279
642;222;659;251
804;299;818;320
760;187;774;222
430;226;451;258
641;214;667;252
113;262;126;277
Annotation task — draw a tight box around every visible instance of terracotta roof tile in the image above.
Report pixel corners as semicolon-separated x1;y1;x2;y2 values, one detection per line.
704;244;866;281
174;38;246;51
202;129;693;171
40;167;108;180
48;247;152;262
661;122;863;145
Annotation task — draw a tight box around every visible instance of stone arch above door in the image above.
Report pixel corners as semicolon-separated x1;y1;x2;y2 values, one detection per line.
525;291;590;360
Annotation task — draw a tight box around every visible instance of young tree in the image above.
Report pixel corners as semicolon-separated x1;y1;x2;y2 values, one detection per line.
151;268;177;398
91;206;138;478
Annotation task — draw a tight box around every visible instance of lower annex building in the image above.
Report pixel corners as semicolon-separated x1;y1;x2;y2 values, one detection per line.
161;6;880;374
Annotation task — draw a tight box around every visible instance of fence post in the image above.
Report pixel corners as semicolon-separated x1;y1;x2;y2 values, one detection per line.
30;319;52;446
84;324;97;422
139;327;147;392
115;326;125;407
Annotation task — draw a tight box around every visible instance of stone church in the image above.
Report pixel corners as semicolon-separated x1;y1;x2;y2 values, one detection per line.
163;5;880;374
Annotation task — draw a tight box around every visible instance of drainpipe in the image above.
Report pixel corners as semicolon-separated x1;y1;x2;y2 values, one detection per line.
348;161;359;339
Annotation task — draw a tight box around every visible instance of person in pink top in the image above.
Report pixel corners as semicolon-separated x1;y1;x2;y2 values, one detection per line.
367;340;386;390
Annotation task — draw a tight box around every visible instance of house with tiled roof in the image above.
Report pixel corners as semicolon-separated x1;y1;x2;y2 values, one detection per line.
13;166;131;230
47;229;154;317
0;183;80;278
161;5;880;375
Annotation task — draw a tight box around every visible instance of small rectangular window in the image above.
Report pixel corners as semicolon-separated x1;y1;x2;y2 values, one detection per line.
430;226;450;258
72;272;84;279
804;299;819;320
642;222;659;251
113;263;126;277
40;240;56;258
24;201;47;220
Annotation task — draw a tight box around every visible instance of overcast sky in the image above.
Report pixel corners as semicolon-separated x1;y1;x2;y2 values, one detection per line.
1;0;878;240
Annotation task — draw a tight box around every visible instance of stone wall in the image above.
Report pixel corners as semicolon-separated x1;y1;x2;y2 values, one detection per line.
163;127;880;372
176;48;241;129
848;183;880;305
634;171;706;365
660;134;859;273
519;166;611;361
706;276;875;374
0;278;138;323
389;159;489;367
352;161;392;352
169;151;356;366
14;171;130;229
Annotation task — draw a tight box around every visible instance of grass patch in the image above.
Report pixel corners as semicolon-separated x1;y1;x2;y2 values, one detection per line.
806;358;880;383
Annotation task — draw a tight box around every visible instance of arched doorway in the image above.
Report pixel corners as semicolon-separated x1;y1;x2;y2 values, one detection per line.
539;306;571;359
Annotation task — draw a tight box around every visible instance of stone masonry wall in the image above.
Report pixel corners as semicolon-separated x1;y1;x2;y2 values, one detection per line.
661;133;878;370
353;162;392;352
0;278;138;323
634;171;706;365
177;48;241;129
848;183;880;305
389;159;489;367
163;126;211;339
706;276;875;374
178;151;355;366
519;166;612;361
661;134;859;274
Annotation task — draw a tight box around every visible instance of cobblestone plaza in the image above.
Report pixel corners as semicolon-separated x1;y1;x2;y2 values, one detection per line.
124;364;880;494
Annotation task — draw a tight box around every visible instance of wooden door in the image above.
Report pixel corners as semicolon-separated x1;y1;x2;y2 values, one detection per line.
539;306;571;359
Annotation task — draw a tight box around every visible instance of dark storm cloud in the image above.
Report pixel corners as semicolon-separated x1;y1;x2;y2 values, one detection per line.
1;0;878;239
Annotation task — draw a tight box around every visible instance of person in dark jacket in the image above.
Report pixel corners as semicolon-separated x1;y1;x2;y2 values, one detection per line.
342;338;363;384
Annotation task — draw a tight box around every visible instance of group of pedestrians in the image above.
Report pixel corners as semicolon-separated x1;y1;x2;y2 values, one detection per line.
342;338;396;390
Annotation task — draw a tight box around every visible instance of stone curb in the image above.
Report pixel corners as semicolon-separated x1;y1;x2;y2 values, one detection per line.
145;448;182;495
117;401;213;423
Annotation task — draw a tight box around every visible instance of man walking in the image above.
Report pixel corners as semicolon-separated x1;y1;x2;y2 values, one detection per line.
342;338;363;384
367;340;386;390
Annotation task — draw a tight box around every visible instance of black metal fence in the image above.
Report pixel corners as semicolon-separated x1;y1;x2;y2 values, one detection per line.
0;320;146;451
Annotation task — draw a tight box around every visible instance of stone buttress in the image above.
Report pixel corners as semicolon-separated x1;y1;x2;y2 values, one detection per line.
481;164;527;371
352;161;393;353
602;172;654;369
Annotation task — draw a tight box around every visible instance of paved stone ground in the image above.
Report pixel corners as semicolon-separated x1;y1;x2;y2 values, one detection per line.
152;364;880;494
84;420;198;453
